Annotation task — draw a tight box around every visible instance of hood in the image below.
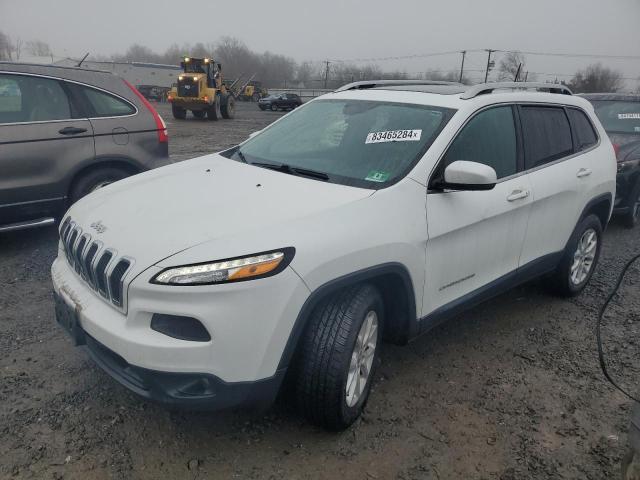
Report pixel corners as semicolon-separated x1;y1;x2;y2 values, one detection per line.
66;154;372;275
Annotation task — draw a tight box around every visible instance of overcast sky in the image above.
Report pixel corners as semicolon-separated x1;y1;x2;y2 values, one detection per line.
1;0;639;85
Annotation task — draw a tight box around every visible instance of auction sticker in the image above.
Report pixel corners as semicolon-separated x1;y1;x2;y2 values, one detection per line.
365;129;422;144
618;113;640;120
365;170;391;182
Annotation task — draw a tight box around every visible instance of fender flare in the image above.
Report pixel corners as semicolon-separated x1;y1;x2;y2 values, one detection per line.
276;262;417;371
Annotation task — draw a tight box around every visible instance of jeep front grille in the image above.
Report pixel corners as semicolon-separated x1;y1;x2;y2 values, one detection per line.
59;217;134;310
177;78;199;97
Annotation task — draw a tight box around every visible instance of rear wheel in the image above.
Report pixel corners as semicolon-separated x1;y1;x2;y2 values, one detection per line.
69;167;131;204
171;105;186;119
207;97;221;120
548;214;602;297
296;284;384;430
192;110;206;119
623;181;640;228
220;93;235;119
270;103;278;112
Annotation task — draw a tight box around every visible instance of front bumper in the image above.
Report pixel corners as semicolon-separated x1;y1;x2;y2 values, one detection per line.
51;249;309;409
77;322;283;410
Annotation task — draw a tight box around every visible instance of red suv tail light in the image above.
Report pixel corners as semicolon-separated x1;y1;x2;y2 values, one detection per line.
123;80;168;143
612;143;621;160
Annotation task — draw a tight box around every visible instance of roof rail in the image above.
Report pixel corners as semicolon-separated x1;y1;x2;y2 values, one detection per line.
460;82;572;100
335;79;462;92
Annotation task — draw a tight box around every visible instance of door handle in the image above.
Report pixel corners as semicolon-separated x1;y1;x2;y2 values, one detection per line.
576;168;592;178
507;189;530;202
59;126;88;135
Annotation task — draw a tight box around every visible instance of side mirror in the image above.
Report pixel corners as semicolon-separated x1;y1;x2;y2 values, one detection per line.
439;160;497;191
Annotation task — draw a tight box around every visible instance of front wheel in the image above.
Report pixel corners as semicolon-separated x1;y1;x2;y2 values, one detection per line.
548;214;602;296
296;284;384;430
171;105;186;119
207;97;221;120
270;103;278;112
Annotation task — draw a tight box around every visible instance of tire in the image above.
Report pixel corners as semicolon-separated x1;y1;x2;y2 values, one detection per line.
296;284;384;430
270;103;278;112
69;167;130;204
252;93;260;102
171;105;186;120
207;97;221;120
623;181;640;228
259;105;266;111
192;110;206;119
220;93;235;119
548;214;603;297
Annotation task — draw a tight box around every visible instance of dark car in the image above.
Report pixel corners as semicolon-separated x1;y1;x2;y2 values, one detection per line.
258;93;302;111
582;93;640;227
0;63;171;233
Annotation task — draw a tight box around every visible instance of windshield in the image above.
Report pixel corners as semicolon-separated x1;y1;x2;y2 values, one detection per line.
224;99;454;188
591;100;640;135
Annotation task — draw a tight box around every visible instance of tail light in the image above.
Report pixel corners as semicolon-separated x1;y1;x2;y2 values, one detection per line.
123;80;168;144
613;143;621;160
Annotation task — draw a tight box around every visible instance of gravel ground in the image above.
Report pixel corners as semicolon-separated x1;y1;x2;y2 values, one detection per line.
1;101;640;479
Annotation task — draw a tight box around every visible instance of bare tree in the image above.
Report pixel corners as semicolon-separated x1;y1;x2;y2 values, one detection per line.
568;63;624;93
25;40;51;57
498;51;526;81
14;37;23;60
0;31;12;60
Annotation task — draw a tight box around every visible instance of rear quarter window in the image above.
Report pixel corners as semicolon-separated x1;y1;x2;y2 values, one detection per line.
73;84;136;117
567;108;598;151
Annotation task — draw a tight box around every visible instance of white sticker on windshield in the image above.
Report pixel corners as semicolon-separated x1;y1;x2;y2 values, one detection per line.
618;113;640;119
365;129;422;144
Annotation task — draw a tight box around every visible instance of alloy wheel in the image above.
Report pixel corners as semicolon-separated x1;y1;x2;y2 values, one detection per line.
570;228;598;285
345;310;378;407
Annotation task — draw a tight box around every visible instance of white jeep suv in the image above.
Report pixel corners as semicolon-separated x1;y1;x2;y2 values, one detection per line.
52;81;616;430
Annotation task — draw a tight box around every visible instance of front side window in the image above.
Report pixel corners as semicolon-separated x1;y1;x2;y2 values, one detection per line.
521;106;573;169
567;108;598;150
442;106;518;179
0;73;71;123
590;100;640;135
74;85;136;117
225;99;454;188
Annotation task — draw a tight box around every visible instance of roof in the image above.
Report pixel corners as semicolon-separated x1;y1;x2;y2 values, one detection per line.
373;84;466;95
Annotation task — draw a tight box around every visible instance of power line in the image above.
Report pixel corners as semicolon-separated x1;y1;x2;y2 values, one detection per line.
327;48;640;65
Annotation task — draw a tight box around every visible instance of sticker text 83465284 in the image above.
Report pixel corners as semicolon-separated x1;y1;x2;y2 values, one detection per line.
365;129;422;144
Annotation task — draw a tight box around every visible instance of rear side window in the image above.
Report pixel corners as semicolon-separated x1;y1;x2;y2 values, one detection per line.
0;73;71;123
567;108;598;151
73;85;136;117
520;106;573;169
443;106;517;179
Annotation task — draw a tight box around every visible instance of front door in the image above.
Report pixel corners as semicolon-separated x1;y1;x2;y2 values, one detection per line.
0;72;94;225
423;105;532;323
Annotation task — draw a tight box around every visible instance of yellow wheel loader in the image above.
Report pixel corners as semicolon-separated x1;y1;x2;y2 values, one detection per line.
168;57;235;120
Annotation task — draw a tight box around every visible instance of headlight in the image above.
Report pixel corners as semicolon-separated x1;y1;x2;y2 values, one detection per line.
151;249;294;285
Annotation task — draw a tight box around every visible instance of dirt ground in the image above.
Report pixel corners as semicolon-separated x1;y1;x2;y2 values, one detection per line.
1;101;640;479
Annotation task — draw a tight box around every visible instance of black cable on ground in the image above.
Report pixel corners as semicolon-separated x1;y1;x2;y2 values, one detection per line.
597;252;640;403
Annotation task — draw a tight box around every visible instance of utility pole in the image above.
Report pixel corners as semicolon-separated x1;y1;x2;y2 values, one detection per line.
458;50;466;83
514;62;522;82
524;71;529;82
323;60;331;89
484;49;495;83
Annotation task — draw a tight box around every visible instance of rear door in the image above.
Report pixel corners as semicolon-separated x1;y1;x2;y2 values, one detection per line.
424;105;533;316
0;72;94;225
64;82;146;168
518;105;596;266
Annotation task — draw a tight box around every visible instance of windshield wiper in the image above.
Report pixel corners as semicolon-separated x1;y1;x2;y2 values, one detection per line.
234;148;248;163
251;162;330;181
